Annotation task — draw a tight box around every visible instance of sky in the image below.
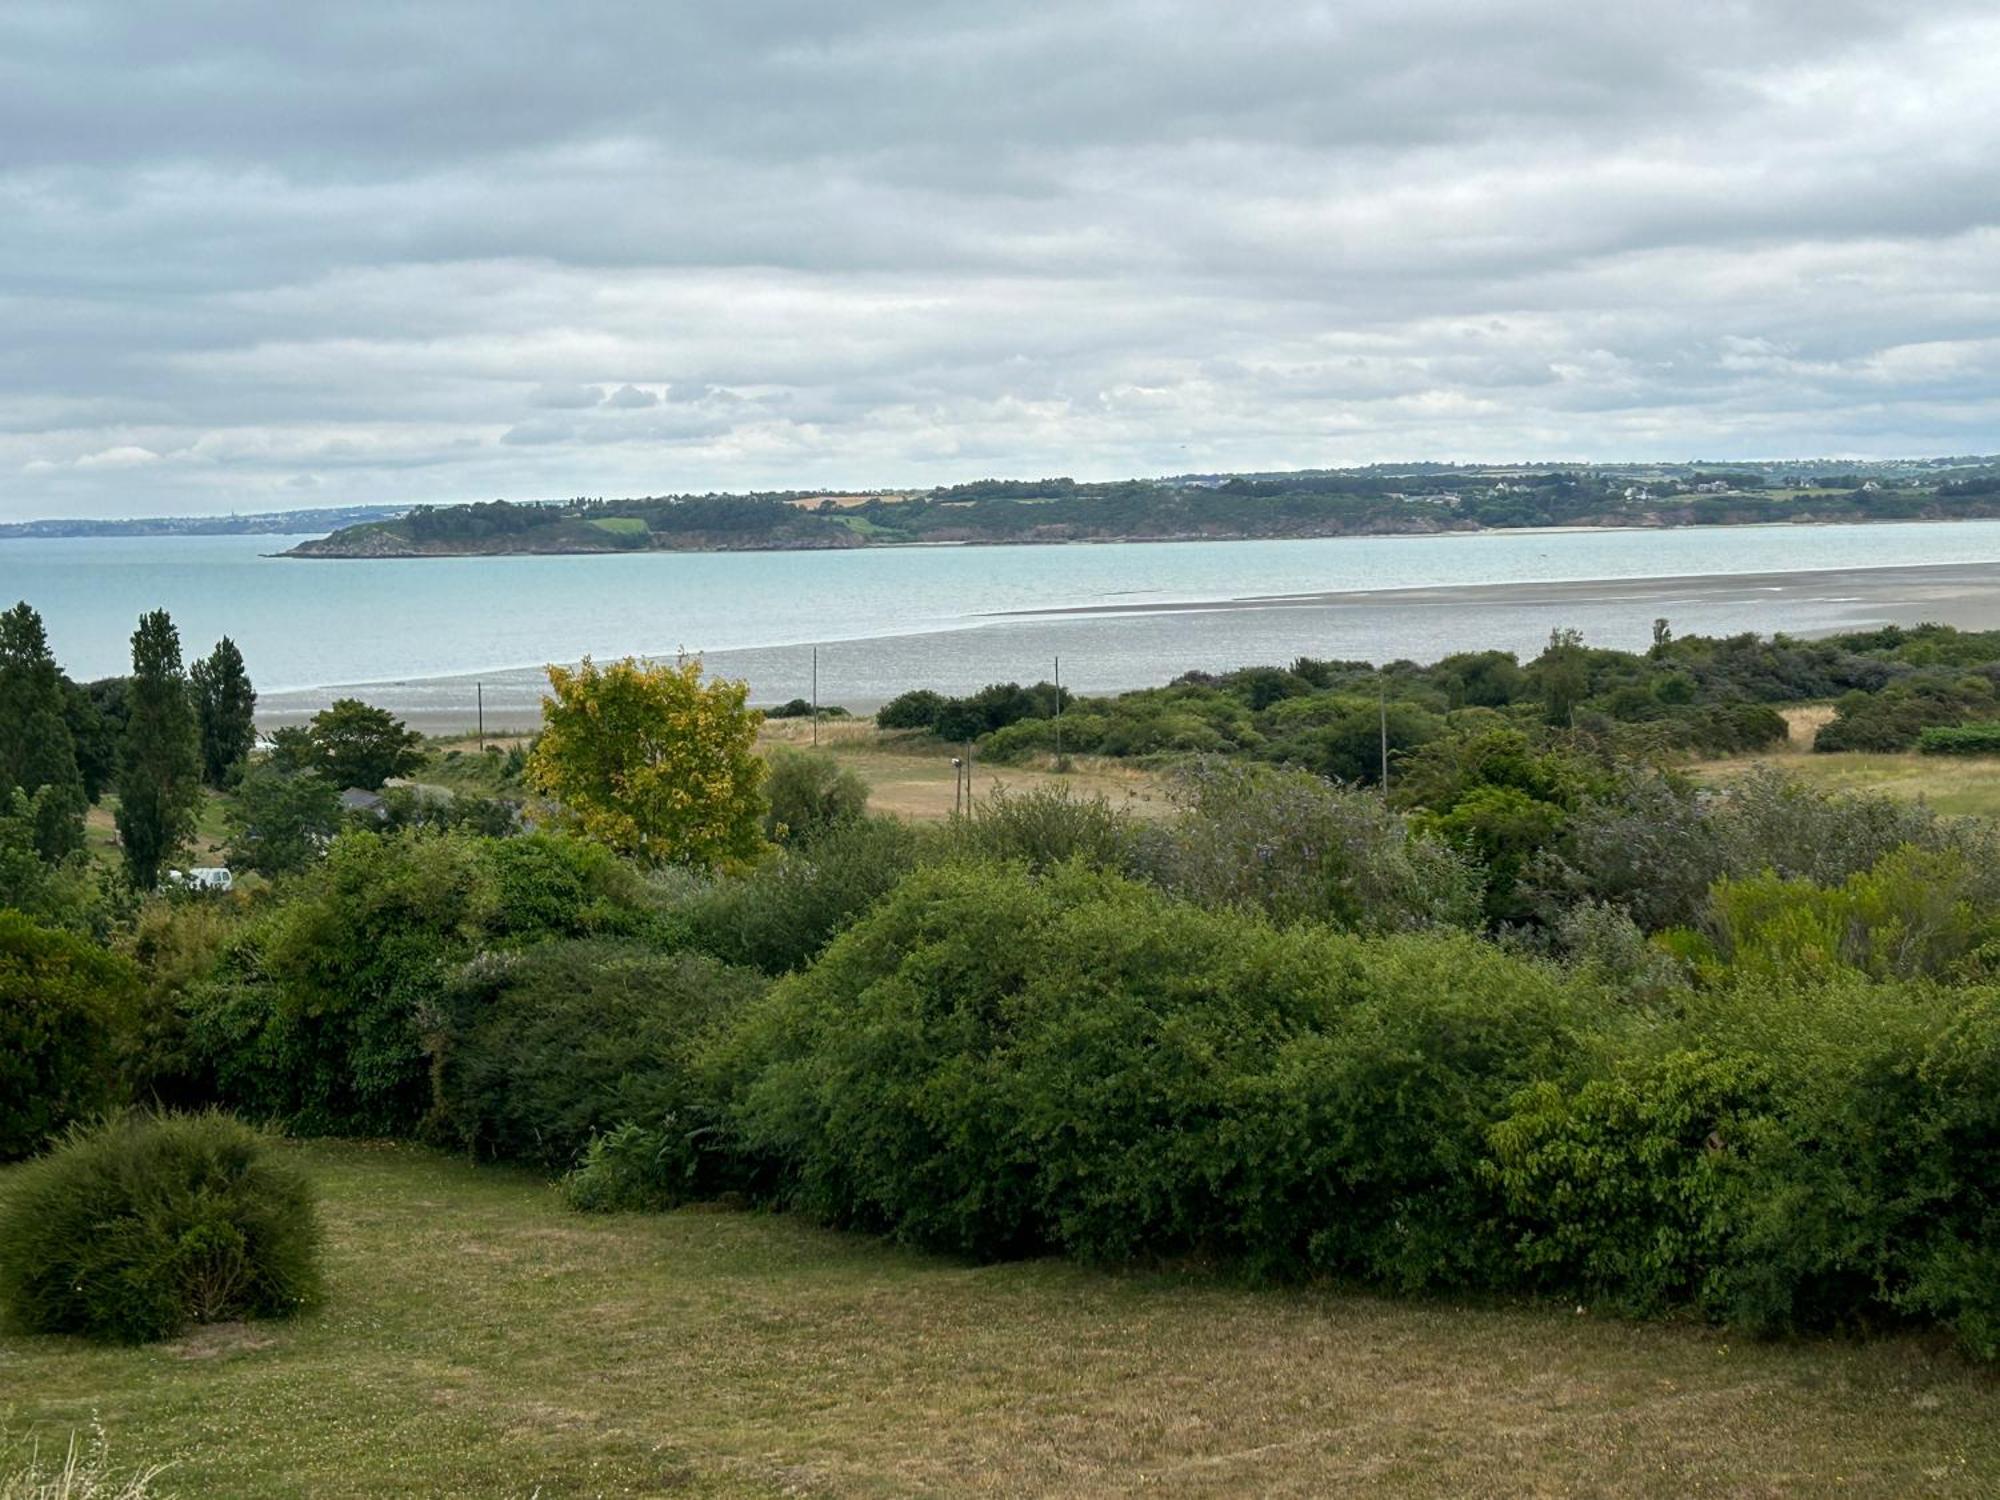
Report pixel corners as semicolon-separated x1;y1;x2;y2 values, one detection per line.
3;2;1998;520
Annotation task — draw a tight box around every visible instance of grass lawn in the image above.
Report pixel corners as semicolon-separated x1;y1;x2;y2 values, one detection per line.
4;1143;1997;1497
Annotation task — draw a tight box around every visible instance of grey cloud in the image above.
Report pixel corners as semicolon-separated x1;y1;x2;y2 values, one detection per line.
603;384;660;409
3;3;1999;518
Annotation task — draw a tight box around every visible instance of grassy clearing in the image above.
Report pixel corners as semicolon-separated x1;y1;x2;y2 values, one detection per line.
757;717;1167;822
1689;707;2000;819
82;792;231;870
3;1142;1996;1498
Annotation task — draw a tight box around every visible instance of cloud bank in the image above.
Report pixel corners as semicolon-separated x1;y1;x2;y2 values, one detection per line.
4;1;1998;517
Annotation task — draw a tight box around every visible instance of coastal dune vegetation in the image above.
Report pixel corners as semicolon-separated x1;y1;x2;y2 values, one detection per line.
9;597;2000;1489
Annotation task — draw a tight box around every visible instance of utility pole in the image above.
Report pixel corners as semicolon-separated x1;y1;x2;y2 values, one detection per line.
477;682;485;752
1053;654;1062;765
811;646;819;748
1378;679;1389;795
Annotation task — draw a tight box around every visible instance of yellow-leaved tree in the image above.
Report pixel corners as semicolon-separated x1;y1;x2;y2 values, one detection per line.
526;656;767;869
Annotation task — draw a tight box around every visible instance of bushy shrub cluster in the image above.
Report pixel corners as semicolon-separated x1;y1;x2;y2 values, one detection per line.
0;1112;320;1344
181;830;667;1134
1919;720;2000;756
1;911;134;1161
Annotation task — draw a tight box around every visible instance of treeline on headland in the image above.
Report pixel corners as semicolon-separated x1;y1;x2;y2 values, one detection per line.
12;598;2000;1365
284;456;2000;556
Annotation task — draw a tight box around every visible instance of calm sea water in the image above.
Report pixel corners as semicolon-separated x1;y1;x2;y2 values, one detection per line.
8;522;2000;724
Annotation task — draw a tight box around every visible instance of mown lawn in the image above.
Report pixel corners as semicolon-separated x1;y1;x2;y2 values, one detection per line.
4;1142;1997;1497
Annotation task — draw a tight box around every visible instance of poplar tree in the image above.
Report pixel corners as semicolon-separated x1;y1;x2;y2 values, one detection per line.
0;602;87;862
191;636;258;787
116;610;203;888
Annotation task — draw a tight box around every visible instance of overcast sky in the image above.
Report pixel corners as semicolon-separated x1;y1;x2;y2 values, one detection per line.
4;2;1998;519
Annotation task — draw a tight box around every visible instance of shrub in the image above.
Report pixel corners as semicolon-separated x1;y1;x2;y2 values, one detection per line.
726;861;1602;1280
0;1112;320;1344
948;783;1137;872
1919;721;2000;756
761;747;869;843
875;689;946;730
436;940;765;1174
1;912;134;1161
683;815;925;974
1138;761;1481;932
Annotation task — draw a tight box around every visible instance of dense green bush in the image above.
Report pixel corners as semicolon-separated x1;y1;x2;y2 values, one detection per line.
1918;720;2000;756
0;1112;320;1343
683;815;925;974
436;940;765;1174
761;747;868;843
1137;762;1481;932
183;829;664;1134
1;911;134;1161
875;688;945;730
726;862;1604;1281
948;783;1137;872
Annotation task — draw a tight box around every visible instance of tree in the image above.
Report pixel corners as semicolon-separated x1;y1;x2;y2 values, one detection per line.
1534;627;1591;727
0;602;87;862
191;636;257;787
302;699;425;790
224;763;343;875
527;656;766;868
115;610;203;890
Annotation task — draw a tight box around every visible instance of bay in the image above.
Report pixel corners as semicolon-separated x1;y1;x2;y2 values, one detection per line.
7;521;2000;728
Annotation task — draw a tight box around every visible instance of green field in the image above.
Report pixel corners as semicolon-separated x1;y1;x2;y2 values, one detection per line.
5;1142;1997;1497
1695;749;2000;820
586;516;650;537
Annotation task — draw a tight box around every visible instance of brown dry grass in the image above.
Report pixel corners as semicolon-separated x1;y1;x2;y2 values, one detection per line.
757;717;1169;822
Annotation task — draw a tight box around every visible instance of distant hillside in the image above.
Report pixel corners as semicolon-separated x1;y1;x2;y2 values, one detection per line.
283;461;2000;558
2;504;409;539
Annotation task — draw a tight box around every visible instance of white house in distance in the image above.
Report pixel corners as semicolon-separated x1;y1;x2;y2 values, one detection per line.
166;866;233;893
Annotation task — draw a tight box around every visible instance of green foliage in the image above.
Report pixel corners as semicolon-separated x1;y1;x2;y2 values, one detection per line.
0;788;101;930
115;611;203;890
299;699;425;790
0;1111;320;1344
437;941;764;1176
949;784;1136;872
0;602;88;863
726;862;1602;1284
224;764;343;876
874;689;946;730
182;831;661;1134
1420;784;1568;926
189;637;256;788
0;912;134;1161
761;747;868;843
683;815;925;974
1700;844;2000;984
1918;720;2000;756
1140;761;1481;932
1490;1050;1770;1313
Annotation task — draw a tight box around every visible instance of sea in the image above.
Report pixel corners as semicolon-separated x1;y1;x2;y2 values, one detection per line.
8;521;2000;727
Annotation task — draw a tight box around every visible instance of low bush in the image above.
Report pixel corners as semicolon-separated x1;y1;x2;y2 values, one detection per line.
1;912;134;1162
761;748;868;843
436;940;765;1174
1919;720;2000;756
1138;761;1481;932
726;861;1604;1280
683;815;925;974
0;1112;320;1344
948;783;1136;872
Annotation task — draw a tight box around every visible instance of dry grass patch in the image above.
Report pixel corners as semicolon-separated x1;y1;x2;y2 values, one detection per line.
758;718;1167;823
5;1141;1998;1497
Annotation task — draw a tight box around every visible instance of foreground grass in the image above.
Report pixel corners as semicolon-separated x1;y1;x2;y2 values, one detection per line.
4;1144;1997;1497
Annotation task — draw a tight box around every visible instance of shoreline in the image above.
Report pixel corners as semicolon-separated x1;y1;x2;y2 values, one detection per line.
270;512;2000;562
254;555;2000;732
